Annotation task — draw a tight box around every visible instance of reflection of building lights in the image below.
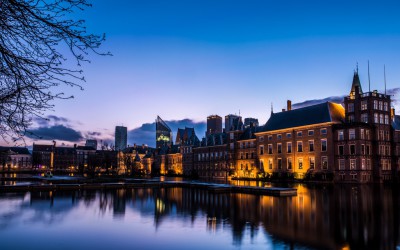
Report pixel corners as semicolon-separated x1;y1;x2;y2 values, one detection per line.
156;199;165;213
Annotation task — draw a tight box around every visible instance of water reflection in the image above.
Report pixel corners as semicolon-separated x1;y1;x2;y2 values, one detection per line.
0;185;399;250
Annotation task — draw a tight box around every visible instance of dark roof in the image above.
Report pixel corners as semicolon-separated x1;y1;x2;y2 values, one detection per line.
54;147;76;154
33;144;54;152
201;133;226;147
350;71;363;96
262;102;345;132
175;127;200;146
124;146;154;154
76;146;96;150
393;115;400;130
238;126;262;141
0;147;30;155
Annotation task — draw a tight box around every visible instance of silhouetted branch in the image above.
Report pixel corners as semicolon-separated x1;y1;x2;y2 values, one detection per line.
0;0;110;142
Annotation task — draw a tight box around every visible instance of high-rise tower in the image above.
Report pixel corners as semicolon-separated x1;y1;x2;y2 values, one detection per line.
115;126;127;151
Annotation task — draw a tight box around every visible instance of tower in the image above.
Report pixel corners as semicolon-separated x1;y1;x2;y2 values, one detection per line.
156;116;172;148
206;115;222;136
115;126;127;151
343;71;392;182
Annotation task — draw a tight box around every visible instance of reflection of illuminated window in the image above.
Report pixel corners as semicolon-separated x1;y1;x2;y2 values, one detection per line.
298;158;303;169
287;158;292;170
309;157;315;170
268;159;273;169
322;156;328;170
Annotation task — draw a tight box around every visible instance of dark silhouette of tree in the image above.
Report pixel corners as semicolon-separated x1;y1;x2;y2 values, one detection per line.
0;0;109;141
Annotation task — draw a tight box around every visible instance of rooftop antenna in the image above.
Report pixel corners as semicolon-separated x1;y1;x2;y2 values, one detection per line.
270;102;274;115
356;62;359;73
384;64;387;96
368;60;371;92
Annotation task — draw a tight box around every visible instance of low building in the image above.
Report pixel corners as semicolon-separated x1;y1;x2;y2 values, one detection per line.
0;147;32;170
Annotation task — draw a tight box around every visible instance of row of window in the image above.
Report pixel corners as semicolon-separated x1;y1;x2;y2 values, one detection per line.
260;156;327;170
239;141;255;149
260;140;326;155
349;100;389;112
338;144;371;155
338;128;371;141
258;128;326;142
197;151;227;161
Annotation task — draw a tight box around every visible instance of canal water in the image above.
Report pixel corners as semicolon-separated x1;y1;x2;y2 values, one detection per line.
0;184;398;250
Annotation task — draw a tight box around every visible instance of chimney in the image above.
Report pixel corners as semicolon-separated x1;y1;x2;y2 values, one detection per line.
287;100;292;111
391;108;395;121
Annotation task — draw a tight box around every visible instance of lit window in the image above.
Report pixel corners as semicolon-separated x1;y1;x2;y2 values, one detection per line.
298;158;303;169
380;114;384;124
268;159;273;170
309;157;315;170
385;115;389;125
361;101;368;110
373;100;378;109
338;130;344;140
350;159;356;170
379;101;383;110
374;113;379;123
384;102;388;111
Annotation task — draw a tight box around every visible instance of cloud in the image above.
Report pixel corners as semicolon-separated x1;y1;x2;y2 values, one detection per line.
33;115;71;127
87;131;102;137
292;87;400;110
292;95;345;109
128;119;206;147
26;125;83;141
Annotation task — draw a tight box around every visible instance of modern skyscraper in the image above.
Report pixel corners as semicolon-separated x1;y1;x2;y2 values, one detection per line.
206;115;222;136
156;116;172;148
115;126;127;151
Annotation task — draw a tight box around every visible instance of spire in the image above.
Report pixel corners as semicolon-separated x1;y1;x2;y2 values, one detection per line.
270;102;274;115
349;71;363;97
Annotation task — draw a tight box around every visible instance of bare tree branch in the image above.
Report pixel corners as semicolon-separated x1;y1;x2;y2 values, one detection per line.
0;0;110;143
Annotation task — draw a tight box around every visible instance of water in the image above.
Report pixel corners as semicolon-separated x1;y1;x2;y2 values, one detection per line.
0;184;399;250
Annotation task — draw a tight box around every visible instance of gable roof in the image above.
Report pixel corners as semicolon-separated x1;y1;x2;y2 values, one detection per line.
262;102;345;132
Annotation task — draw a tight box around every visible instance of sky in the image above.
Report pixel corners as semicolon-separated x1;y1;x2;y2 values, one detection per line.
5;0;400;148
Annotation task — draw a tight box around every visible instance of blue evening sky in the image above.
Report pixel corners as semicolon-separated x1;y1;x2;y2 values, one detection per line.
26;0;400;145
